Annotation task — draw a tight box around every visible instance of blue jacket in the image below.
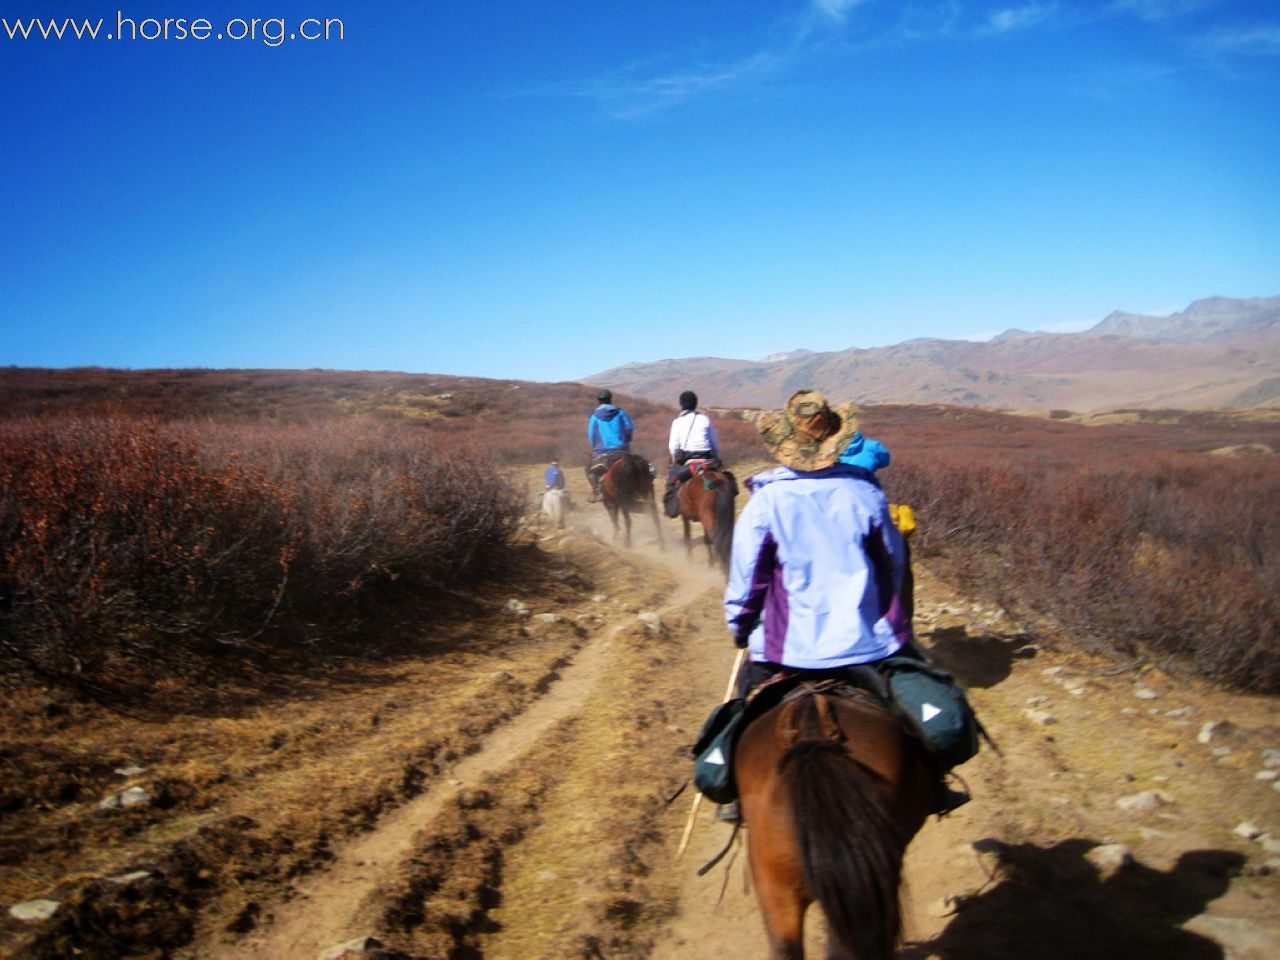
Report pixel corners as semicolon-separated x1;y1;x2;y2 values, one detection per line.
587;404;634;454
545;464;565;489
724;463;912;669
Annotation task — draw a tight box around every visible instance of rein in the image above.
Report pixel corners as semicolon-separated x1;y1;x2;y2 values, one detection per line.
696;818;742;878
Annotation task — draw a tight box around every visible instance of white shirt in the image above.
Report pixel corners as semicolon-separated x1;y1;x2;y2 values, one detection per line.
668;410;720;459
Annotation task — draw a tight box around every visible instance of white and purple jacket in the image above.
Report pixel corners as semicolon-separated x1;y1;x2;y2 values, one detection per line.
724;464;913;669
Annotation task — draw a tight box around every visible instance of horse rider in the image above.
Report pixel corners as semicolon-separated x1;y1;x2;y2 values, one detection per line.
586;389;634;502
838;431;890;474
722;389;967;815
836;430;913;619
545;459;566;491
662;390;722;518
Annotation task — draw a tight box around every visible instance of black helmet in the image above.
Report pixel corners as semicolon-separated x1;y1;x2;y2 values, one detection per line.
679;390;697;411
597;389;612;403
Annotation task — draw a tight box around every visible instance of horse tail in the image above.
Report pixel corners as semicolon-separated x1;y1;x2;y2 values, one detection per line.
603;456;638;504
632;455;656;495
779;735;905;960
710;472;737;570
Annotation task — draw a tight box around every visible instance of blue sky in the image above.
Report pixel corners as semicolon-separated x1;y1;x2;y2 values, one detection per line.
2;1;1277;382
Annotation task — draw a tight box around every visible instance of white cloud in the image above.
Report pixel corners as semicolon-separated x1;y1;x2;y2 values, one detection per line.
539;1;865;117
541;0;1258;117
813;0;866;22
1198;24;1280;56
1110;0;1215;23
542;50;781;119
963;315;1101;341
1042;316;1106;333
984;3;1060;35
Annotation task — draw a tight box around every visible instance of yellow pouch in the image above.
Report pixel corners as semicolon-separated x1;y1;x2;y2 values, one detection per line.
890;503;917;539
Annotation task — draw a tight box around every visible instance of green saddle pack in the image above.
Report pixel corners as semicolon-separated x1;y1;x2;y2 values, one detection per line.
691;698;747;804
879;657;980;770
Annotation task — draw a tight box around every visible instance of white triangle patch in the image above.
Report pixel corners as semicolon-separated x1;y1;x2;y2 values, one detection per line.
921;703;942;723
705;747;725;765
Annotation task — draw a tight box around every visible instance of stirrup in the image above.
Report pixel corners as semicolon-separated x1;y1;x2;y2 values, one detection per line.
942;787;970;812
715;801;740;822
662;487;681;518
936;781;970;815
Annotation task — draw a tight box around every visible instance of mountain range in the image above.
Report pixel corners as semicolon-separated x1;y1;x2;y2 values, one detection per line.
584;296;1280;412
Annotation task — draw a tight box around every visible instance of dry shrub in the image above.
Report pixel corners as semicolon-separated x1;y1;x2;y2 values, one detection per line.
0;418;291;682
884;454;1280;691
0;416;523;694
185;418;523;598
712;413;767;465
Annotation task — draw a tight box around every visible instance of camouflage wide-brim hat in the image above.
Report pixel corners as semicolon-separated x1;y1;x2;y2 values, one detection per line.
757;389;860;471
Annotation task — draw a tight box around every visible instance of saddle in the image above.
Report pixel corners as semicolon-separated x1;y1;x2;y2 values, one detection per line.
590;454;628;495
685;457;724;479
590;451;627;474
745;667;893;739
693;660;983;812
664;458;726;518
692;669;885;805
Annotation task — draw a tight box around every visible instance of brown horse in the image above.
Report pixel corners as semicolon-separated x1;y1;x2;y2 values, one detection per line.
600;454;665;550
675;465;737;572
735;685;934;959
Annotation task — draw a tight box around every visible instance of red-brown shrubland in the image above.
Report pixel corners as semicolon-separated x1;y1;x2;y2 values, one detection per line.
0;367;765;469
861;406;1280;691
0;370;733;698
0;367;678;466
0;415;523;695
2;373;1276;692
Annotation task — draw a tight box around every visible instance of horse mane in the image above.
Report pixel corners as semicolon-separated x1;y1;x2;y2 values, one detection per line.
778;697;906;960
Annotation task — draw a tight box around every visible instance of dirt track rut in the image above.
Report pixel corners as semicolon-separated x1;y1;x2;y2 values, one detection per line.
209;603;624;958
190;500;736;958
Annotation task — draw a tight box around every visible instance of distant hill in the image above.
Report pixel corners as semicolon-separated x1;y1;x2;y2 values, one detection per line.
1091;295;1280;342
583;296;1280;412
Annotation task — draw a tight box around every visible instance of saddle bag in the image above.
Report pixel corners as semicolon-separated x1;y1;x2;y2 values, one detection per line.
879;658;979;770
691;698;747;804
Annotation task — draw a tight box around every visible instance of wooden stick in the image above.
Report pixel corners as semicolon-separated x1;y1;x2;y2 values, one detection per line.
677;646;746;859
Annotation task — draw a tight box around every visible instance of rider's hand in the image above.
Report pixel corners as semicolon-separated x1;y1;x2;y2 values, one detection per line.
732;632;749;649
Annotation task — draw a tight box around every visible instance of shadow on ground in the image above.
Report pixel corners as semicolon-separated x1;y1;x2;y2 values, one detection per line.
921;626;1038;689
902;837;1245;960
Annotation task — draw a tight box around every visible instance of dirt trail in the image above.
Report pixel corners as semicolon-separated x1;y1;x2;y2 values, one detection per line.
4;467;1277;959
196;498;728;959
516;481;1277;960
562;492;995;956
210;610;621;959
